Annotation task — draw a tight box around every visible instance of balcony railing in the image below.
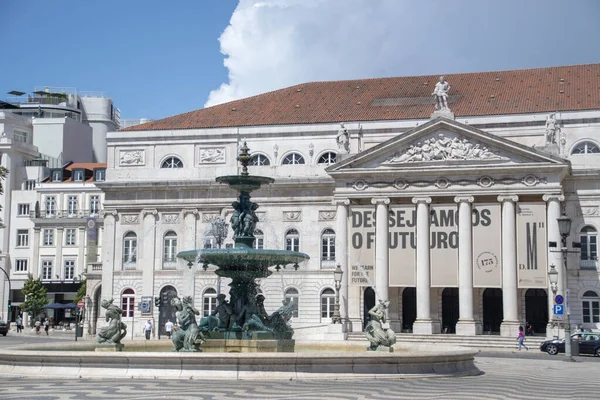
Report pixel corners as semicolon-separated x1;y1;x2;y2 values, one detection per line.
30;209;101;219
580;259;598;270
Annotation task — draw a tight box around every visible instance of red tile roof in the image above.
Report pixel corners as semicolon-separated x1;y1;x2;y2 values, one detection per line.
123;63;600;131
66;163;107;171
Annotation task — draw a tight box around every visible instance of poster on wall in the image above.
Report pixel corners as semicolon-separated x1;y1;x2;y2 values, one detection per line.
388;205;416;287
348;206;376;287
472;204;502;287
430;204;459;287
517;203;548;288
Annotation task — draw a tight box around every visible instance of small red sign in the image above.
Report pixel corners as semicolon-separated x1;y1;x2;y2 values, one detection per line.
77;301;84;307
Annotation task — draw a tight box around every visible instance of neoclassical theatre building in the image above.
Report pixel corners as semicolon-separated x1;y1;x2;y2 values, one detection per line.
89;64;600;338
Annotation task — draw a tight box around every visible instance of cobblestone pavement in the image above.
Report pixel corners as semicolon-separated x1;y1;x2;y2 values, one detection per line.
0;356;597;400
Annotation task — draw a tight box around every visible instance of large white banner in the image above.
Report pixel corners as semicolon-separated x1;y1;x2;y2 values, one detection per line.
389;205;416;287
430;205;459;287
348;206;376;287
517;203;548;288
473;204;502;288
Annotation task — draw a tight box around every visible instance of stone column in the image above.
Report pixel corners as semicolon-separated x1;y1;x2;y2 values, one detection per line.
100;210;117;315
455;195;477;335
333;199;350;329
78;227;86;277
141;209;158;295
55;227;64;279
371;197;390;303
543;194;564;332
182;209;199;299
498;195;520;337
412;196;434;334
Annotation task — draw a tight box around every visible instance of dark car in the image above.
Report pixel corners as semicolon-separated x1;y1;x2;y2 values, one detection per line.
540;332;600;356
0;320;8;336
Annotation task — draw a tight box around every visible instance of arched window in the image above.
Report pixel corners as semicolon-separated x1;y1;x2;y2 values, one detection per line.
121;288;135;318
123;232;137;268
284;287;299;318
318;152;337;165
321;229;336;261
161;156;183;168
582;290;599;324
321;288;335;320
580;226;598;270
282;153;305;165
572;141;600;155
203;288;217;317
163;231;177;267
254;229;264;249
249;154;270;166
285;229;300;252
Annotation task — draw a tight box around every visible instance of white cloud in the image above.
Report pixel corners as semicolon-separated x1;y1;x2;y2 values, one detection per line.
205;0;600;107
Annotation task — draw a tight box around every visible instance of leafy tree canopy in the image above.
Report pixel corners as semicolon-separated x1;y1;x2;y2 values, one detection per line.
22;274;48;322
75;279;87;304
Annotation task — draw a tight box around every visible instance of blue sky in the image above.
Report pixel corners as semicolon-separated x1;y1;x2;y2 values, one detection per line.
1;1;599;121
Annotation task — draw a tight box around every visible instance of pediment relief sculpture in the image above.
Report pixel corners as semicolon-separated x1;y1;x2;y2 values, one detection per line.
385;134;507;164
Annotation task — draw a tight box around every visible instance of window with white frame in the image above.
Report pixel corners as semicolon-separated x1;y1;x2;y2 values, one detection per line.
123;232;137;264
15;259;28;272
249;154;270;166
161;157;183;168
572;141;600;154
203;288;217;317
43;229;54;246
64;260;75;280
24;180;36;190
318;152;337;165
282;153;305;165
67;195;78;217
45;196;56;217
580;226;598;264
284;288;299;318
203;237;215;249
73;170;85;182
17;203;30;216
163;231;177;262
121;288;135;318
253;229;264;249
51;170;62;182
582;291;600;323
65;228;76;246
13;130;27;143
89;195;100;216
321;229;336;261
17;229;29;247
41;260;53;281
321;288;335;319
95;169;105;182
285;229;300;252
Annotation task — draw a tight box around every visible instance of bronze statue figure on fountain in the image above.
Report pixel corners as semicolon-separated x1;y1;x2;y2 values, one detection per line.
171;296;205;352
96;299;127;346
365;300;397;351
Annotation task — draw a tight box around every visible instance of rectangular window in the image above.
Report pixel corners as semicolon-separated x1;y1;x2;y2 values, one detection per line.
64;260;75;280
14;130;27;143
43;229;54;246
89;195;100;216
17;203;30;216
582;300;600;323
73;170;84;182
17;229;29;247
65;228;76;246
45;196;56;217
203;295;216;317
321;236;335;260
15;259;28;272
51;170;62;182
95;169;105;182
163;237;177;262
24;180;36;190
41;260;53;280
67;195;78;217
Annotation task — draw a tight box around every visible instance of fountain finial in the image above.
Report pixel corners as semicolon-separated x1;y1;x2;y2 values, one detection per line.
237;141;251;176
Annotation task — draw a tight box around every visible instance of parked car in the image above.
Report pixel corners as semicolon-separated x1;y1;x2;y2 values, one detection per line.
540;332;600;356
0;320;8;336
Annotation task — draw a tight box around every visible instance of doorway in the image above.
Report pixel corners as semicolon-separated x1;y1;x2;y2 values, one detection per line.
441;288;459;334
525;289;548;334
482;288;503;334
158;286;178;337
402;287;416;332
363;287;376;330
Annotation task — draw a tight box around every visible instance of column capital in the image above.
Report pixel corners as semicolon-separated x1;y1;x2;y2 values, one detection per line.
497;195;519;203
454;195;474;203
332;198;351;206
412;196;432;205
542;194;565;202
371;197;390;206
141;208;158;218
182;208;199;216
100;209;118;219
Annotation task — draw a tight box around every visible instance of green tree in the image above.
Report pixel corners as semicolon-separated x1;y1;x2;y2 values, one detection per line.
75;279;87;304
22;274;48;325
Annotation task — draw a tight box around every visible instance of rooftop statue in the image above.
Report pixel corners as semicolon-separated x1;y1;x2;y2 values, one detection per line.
96;299;127;345
545;113;560;145
432;76;451;112
336;123;350;153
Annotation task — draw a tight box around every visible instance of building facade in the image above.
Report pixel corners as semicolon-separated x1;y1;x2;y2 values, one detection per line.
97;64;600;338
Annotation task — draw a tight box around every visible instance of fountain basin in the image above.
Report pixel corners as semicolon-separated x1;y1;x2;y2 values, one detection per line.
178;247;309;270
0;340;480;380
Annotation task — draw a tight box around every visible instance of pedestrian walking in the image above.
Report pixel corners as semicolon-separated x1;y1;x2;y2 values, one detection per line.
165;319;174;339
16;316;23;333
35;320;41;335
517;326;528;351
44;319;50;336
144;319;153;340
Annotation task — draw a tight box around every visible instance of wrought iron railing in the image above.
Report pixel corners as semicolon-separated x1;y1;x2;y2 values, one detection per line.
30;209;101;219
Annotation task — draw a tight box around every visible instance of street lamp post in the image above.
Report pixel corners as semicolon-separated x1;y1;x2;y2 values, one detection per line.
332;264;343;324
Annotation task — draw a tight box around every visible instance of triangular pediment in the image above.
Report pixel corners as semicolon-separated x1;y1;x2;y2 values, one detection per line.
327;117;568;173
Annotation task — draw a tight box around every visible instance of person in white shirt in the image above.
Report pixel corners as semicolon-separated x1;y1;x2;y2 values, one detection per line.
144;319;153;340
165;319;174;339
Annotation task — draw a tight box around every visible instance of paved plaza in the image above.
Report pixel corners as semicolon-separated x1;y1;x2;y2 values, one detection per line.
0;354;598;400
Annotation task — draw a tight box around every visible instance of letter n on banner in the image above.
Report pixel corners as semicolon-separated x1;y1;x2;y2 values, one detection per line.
348;206;375;287
517;203;547;288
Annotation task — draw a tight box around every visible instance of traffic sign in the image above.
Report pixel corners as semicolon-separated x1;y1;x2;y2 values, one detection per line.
554;295;564;305
553;304;564;315
77;300;84;307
